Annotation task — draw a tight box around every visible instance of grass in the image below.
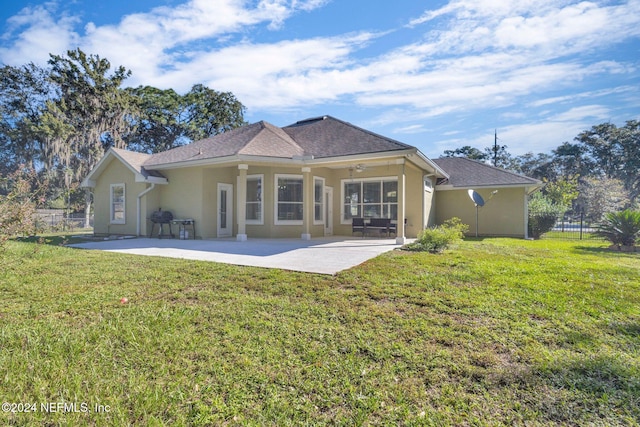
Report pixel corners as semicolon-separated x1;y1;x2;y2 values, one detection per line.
1;237;639;426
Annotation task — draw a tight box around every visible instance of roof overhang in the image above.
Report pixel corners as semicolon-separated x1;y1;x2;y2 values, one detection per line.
143;148;449;178
436;183;543;191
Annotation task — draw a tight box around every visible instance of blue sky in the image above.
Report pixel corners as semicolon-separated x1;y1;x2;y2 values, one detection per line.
1;0;639;159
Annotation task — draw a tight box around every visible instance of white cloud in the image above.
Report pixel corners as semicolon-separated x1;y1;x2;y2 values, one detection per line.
0;3;80;65
0;0;638;142
394;124;426;134
459;105;612;155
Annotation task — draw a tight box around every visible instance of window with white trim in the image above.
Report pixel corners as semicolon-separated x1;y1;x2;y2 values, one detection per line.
246;174;263;224
314;177;324;224
110;183;125;224
275;174;303;224
424;177;433;192
342;178;397;223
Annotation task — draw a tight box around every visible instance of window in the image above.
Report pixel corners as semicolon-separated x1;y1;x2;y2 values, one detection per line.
383;180;398;219
110;183;125;224
314;177;324;224
344;182;361;220
342;178;398;223
275;174;303;224
424;177;433;193
246;175;263;224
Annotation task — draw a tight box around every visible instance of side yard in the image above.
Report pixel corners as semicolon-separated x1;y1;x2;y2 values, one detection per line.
0;238;638;425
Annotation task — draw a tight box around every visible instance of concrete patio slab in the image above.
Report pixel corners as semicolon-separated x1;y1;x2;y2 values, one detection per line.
68;236;409;274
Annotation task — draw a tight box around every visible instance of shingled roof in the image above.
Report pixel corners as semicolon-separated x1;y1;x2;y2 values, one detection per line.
433;157;541;188
143;121;304;167
283;116;413;158
138;115;415;168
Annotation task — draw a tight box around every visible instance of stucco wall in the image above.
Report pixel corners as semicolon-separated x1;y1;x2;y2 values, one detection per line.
435;187;526;237
93;156;438;240
93;158;147;236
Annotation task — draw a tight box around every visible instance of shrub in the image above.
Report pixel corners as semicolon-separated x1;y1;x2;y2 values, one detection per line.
406;217;469;253
528;192;565;239
594;209;640;248
0;167;48;247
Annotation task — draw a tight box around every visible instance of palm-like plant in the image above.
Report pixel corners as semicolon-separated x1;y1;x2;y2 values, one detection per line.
594;209;640;247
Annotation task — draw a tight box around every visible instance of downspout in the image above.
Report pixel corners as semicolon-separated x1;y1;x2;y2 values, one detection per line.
137;184;156;236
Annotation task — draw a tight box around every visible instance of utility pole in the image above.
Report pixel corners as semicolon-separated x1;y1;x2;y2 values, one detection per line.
493;129;498;167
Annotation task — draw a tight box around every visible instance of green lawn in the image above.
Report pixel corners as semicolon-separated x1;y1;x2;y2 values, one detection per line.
1;237;638;426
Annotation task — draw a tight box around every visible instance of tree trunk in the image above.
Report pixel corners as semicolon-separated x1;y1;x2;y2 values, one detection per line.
84;189;92;229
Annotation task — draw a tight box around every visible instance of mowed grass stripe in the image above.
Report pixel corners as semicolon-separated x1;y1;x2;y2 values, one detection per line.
1;237;638;425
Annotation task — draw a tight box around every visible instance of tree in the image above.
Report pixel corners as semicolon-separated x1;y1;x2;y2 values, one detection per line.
576;177;630;222
126;84;246;153
34;48;134;226
443;145;488;161
0;63;53;174
543;175;579;211
183;84;246;141
125;86;184;153
442;143;518;170
549;141;595;179
574;121;640;202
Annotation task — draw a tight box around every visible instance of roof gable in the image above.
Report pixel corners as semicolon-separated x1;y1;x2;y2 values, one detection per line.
238;121;304;157
433;157;541;188
81;148;167;187
143;121;305;167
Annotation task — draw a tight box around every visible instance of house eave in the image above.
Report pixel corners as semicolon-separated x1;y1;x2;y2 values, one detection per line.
143;149;448;173
144;155;242;170
134;174;169;184
436;182;543;191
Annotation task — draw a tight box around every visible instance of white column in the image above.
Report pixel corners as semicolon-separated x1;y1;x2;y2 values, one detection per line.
301;167;312;240
237;164;248;241
396;161;406;244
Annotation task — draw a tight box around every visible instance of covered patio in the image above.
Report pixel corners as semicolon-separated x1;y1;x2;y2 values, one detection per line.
69;236;409;275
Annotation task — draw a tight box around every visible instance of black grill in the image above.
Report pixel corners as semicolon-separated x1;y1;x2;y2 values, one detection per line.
149;209;174;238
150;210;173;224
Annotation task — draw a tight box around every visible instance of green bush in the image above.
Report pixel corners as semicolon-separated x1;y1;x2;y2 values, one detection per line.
594;209;640;248
0;167;48;247
528;192;565;239
406;217;469;253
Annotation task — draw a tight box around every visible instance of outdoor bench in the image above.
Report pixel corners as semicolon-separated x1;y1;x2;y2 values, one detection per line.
367;218;394;237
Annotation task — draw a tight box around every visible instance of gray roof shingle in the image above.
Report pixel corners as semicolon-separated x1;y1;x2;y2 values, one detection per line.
143;121;304;167
283;116;413;158
141;115;414;167
433;157;541;187
110;148;165;179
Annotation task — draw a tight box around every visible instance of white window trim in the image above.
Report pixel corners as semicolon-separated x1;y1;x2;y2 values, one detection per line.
340;176;398;225
274;174;303;225
110;183;126;225
245;174;264;225
313;176;325;225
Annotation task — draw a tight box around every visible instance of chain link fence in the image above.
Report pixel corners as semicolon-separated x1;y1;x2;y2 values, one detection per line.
35;210;93;232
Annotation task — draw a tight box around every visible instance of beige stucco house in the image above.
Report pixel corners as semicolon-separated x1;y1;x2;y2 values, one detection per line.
82;116;541;242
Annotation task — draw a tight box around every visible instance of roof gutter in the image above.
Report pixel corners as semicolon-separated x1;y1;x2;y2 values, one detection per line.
143;149;447;172
436;183;542;191
136;183;156;236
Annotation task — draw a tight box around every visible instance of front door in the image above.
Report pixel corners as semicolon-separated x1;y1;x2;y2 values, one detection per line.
217;183;233;237
324;186;333;236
